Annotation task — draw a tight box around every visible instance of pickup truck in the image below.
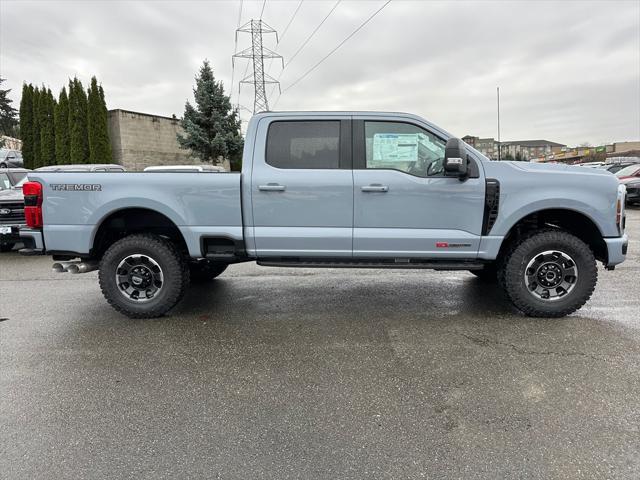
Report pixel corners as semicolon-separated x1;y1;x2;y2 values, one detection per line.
20;111;628;319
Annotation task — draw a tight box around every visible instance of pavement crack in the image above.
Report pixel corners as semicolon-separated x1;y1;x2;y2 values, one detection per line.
451;331;621;362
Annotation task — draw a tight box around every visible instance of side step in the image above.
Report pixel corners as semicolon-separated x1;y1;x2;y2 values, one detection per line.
257;258;485;270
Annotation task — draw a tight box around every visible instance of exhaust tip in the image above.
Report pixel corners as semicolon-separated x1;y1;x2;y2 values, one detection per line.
66;264;80;274
52;263;66;273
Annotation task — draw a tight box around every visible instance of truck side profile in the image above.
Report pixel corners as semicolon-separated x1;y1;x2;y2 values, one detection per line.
20;111;628;318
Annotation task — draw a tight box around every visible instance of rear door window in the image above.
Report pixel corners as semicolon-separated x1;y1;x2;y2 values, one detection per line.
266;121;340;169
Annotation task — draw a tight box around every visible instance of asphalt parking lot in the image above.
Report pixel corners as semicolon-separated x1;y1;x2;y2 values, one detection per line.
1;208;639;480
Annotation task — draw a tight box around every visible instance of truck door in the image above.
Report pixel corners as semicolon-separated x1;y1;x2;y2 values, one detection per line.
352;118;485;259
250;117;353;257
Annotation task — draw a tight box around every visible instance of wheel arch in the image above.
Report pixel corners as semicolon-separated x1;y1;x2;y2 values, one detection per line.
497;208;608;263
91;207;189;259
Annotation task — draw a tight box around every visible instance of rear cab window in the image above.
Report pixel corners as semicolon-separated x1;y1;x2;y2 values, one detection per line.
266;121;341;169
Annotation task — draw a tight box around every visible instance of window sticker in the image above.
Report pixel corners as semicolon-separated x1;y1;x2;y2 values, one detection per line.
372;133;442;165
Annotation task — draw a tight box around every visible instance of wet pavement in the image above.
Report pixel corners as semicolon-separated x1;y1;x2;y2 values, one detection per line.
1;208;639;479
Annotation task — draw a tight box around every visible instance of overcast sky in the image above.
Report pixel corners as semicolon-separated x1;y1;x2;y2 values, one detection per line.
1;0;639;146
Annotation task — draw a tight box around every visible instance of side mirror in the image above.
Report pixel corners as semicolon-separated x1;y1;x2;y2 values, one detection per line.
444;138;469;180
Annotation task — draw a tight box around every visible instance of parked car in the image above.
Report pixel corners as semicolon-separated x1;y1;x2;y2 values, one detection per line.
598;157;640;174
615;164;640;181
577;161;605;168
35;164;126;172
0;167;30;187
0;149;24;168
20;111;627;319
144;165;226;172
0;176;26;252
625;179;640;205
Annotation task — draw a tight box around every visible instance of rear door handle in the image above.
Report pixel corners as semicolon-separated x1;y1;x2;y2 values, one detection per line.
258;183;286;192
361;184;389;192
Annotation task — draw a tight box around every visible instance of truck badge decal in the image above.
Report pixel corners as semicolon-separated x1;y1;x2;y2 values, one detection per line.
436;242;471;248
50;184;102;191
0;208;11;215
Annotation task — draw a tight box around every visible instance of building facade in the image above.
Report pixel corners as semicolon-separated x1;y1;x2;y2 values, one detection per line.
462;135;565;161
107;109;229;171
462;135;500;159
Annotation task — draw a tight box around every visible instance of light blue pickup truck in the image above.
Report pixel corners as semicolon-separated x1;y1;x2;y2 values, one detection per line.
20;111;628;318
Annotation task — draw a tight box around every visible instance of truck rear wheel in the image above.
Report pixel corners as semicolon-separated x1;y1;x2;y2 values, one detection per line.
501;230;597;317
189;260;228;282
99;234;189;318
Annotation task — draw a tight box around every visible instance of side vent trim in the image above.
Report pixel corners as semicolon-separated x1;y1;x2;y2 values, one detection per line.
482;179;500;235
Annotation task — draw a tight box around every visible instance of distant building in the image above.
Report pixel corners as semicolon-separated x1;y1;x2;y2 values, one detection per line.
462;135;565;161
462;135;499;159
1;136;22;151
501;140;566;161
107;109;229;171
537;141;640;164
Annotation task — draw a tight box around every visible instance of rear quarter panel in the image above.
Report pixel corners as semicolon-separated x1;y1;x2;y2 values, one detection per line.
28;172;242;257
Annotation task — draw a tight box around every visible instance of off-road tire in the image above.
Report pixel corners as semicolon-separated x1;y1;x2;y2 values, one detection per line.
0;242;15;252
99;234;189;318
469;263;497;282
189;260;228;283
501;229;597;317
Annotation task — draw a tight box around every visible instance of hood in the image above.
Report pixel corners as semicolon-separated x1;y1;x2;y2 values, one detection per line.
506;161;613;176
0;188;24;202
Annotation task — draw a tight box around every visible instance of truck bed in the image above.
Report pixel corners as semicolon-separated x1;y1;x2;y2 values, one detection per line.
28;172;243;257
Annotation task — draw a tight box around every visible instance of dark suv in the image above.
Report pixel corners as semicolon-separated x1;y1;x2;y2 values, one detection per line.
0;169;29;252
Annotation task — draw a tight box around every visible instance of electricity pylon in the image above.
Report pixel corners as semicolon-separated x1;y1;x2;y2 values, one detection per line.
233;20;283;113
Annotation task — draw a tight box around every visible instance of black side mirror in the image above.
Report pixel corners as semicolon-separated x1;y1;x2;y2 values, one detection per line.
444;138;469;180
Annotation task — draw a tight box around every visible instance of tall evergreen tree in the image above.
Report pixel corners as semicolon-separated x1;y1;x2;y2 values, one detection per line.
0;78;19;141
39;88;56;166
54;87;70;164
87;76;112;163
19;84;34;168
69;77;89;164
177;60;243;170
32;87;41;168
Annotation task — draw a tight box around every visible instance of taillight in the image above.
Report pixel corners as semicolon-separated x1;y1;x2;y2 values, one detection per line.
23;181;43;228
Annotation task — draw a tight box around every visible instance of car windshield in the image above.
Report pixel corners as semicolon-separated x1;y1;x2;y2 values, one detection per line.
615;165;640;177
14;176;27;188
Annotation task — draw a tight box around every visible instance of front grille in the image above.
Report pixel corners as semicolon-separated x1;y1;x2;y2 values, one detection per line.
0;202;25;225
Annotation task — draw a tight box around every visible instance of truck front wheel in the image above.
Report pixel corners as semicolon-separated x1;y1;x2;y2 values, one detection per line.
98;234;189;318
501;230;597;317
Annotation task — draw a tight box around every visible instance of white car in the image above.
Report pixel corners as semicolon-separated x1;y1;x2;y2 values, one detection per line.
143;164;226;173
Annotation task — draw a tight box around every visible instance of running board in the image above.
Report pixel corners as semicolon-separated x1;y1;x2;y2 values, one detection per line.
257;259;485;270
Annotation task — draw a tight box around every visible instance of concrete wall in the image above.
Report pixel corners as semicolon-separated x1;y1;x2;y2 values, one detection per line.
107;109;229;171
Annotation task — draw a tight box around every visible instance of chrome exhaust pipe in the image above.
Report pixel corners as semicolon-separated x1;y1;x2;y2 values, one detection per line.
52;261;77;273
67;261;99;274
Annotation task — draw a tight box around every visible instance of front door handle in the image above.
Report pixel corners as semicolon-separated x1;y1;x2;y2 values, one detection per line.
258;183;286;192
361;184;389;193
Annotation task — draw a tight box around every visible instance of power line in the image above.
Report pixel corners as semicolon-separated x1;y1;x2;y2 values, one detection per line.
265;0;305;77
260;0;267;19
274;0;392;107
278;0;304;46
268;0;340;103
285;0;341;69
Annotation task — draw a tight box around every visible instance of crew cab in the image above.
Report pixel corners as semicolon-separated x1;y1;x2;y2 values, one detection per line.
20;111;628;318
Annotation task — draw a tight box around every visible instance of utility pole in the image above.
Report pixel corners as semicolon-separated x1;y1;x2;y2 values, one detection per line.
233;20;283;113
497;86;501;161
